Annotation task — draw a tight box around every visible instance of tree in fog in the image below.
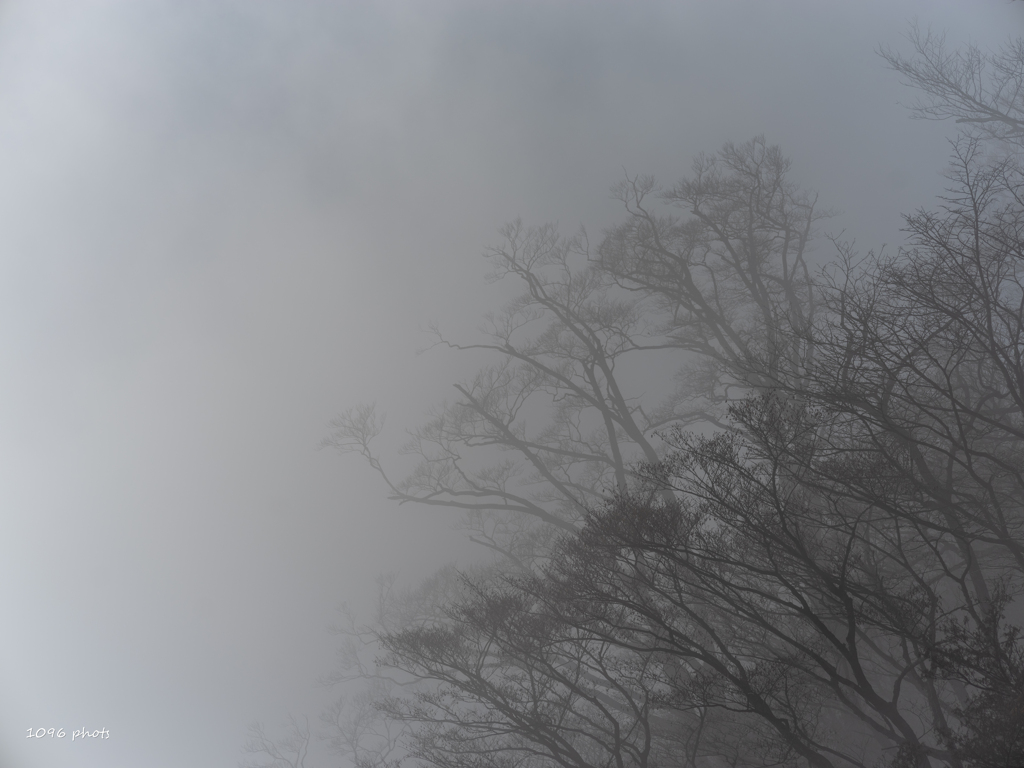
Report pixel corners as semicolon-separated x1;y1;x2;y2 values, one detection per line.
880;25;1024;149
370;124;1024;767
242;718;311;768
377;577;665;768
541;125;1024;761
249;22;1024;768
318;137;829;768
325;137;825;564
599;136;825;399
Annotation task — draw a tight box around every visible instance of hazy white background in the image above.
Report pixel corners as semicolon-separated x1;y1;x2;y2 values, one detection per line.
0;1;1015;766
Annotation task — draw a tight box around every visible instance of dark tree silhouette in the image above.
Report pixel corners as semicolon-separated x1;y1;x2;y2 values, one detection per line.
248;21;1024;768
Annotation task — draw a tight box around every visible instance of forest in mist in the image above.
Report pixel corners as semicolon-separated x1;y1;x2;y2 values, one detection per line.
1;4;1021;768
244;21;1024;768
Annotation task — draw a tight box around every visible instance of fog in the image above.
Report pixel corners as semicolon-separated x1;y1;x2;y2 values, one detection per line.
0;2;1014;766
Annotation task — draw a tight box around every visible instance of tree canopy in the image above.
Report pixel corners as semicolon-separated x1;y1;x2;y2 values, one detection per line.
247;26;1024;768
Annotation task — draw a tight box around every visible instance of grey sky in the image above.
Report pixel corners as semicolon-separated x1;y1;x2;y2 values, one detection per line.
0;1;1015;766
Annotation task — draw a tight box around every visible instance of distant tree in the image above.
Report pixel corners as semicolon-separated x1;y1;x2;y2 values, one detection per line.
318;140;828;768
242;717;311;768
383;124;1024;763
250;20;1024;768
880;25;1024;150
325;138;826;568
323;223;668;554
358;31;1024;768
378;579;664;768
599;136;827;399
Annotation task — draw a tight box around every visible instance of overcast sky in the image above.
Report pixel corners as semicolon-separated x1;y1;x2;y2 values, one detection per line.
0;1;1016;766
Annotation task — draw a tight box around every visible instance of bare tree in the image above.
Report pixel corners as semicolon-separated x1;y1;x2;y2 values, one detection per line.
324;221;680;568
326;140;828;567
377;579;665;768
598;137;828;407
315;141;862;768
242;717;311;768
253;24;1024;768
319;572;471;768
880;25;1024;150
553;125;1024;768
353;100;1024;768
541;412;938;768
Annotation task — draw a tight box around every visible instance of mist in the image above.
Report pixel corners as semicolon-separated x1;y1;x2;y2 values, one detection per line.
0;2;1016;766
